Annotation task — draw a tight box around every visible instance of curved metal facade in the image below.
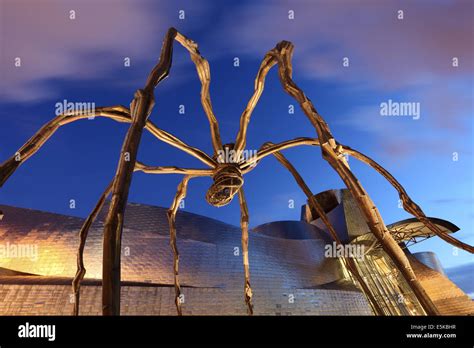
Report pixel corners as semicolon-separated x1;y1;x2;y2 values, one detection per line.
0;202;372;315
412;251;445;275
1;188;469;315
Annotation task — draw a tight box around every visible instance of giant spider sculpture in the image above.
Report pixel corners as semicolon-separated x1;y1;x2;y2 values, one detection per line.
1;28;472;316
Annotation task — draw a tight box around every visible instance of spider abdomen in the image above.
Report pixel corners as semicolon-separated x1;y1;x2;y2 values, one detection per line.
206;165;243;207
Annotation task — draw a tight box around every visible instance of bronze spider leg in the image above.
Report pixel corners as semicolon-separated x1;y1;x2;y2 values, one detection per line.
254;142;384;315
139;166;221;316
234;54;278;155
167;174;202;315
0;106;125;187
101;27;187;315
237;188;254;315
0;106;216;189
174;32;223;155
235;42;439;315
240;137;320;172
72;178;115;316
135;162;214;176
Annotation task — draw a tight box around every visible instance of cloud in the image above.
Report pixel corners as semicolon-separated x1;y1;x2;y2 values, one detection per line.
202;0;473;158
1;0;472;162
0;0;210;102
333;96;474;162
207;0;473;87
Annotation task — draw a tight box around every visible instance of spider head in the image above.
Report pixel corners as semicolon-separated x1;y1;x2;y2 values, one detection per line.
206;164;243;207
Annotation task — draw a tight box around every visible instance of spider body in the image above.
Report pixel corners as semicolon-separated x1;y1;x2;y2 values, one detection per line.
206;143;244;207
0;27;471;317
206;164;243;207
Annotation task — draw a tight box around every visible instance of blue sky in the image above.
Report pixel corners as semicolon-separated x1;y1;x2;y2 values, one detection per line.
0;0;473;268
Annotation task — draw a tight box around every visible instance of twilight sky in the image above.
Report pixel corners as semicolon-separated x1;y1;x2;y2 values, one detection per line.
0;0;473;268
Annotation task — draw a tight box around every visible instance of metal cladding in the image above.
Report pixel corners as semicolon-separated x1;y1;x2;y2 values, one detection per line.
412;252;446;275
0;187;472;315
0;202;372;315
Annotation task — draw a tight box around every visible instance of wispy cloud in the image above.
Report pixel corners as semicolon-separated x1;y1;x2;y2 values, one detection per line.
1;0;472;161
0;0;210;102
207;0;473;87
203;0;473;158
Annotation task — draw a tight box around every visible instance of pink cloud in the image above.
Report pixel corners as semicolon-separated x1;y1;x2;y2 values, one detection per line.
0;0;209;101
207;0;473;88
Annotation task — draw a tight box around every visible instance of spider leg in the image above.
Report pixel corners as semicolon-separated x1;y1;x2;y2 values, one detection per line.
72;178;114;316
135;161;214;176
237;188;254;315
145;121;216;168
234;54;278;154
0;106;128;187
259;143;384;315
174;32;223;155
167;175;195;315
341;145;474;253
0;107;216;189
102;27;179;316
260;41;439;315
240;137;319;172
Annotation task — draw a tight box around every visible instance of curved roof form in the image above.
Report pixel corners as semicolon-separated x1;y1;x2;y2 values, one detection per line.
387;217;459;246
386;217;459;236
352;217;460;250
